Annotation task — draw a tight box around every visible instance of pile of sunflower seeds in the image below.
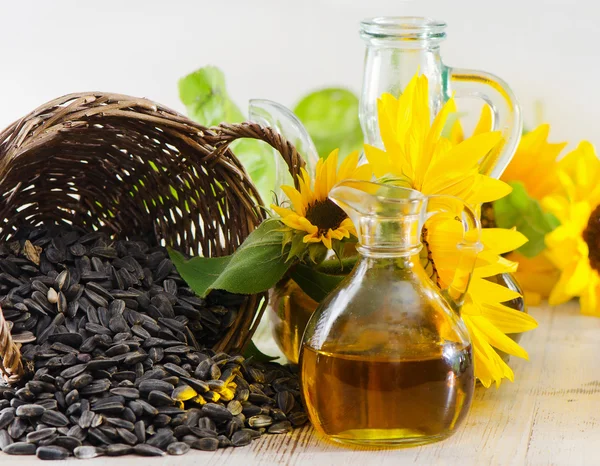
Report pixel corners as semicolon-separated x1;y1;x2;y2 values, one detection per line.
0;226;306;460
2;226;240;348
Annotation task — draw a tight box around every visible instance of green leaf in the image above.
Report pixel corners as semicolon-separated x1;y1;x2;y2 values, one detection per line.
293;88;362;159
243;340;278;363
307;243;328;265
493;181;560;257
286;232;307;262
178;66;244;125
210;220;292;294
168;249;232;298
170;220;292;296
178;66;275;202
290;264;345;303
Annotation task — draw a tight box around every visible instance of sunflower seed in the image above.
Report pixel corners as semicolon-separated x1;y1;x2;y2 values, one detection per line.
8;417;28;439
47;287;58;304
192;437;219;451
171;385;197;402
41;410;69;427
231;430;253;447
55;269;70;290
139;379;174;395
276;391;295;414
74;445;105;459
16;404;45;418
167;441;190;455
53;436;82;451
195;419;213;433
0;429;13;450
109;387;139;400
148;391;174;407
288;411;308;427
133;444;166;457
116;428;138;445
0;411;15;429
67;425;86;441
268;420;292;434
3;441;37;455
227;400;243;416
36;445;69;460
104;443;133;456
88;427;112;445
135;399;158;417
248;414;273;428
78;410;95;429
146;429;174;449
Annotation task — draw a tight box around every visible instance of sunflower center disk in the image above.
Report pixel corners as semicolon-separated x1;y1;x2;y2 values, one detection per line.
583;204;600;272
305;199;347;235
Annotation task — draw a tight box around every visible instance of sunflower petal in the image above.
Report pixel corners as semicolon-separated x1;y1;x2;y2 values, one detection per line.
480;301;539;334
337;151;359;182
271;204;295;219
469;315;529;359
280;185;307;216
469;277;523;303
321;233;333;250
472;105;493;136
480;228;528;255
364;145;393;179
433;131;503;175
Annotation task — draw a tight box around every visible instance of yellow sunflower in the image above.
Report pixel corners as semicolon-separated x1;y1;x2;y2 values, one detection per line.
271;149;372;250
542;141;600;315
365;72;538;387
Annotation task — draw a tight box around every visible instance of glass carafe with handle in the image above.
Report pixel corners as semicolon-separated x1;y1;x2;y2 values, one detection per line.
300;180;482;447
360;16;522;178
358;16;528;343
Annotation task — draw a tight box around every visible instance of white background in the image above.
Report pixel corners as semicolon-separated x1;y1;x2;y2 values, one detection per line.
1;0;598;149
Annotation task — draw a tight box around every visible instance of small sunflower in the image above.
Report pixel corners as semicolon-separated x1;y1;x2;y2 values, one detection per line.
366;72;538;387
271;149;372;251
542;141;600;314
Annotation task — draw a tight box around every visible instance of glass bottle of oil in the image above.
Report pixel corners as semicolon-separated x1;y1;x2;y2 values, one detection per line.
300;180;482;447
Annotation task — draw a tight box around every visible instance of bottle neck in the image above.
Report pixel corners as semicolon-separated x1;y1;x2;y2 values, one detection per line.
355;254;415;272
360;45;446;148
359;17;449;147
356;214;423;258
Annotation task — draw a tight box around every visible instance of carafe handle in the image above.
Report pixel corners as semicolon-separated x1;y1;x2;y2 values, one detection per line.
448;68;522;179
426;195;482;312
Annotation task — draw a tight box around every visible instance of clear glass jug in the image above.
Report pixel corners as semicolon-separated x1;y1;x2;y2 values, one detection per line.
300;180;482;447
360;16;521;178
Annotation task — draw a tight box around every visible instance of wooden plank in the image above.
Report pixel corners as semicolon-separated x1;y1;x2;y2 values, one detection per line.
2;303;597;465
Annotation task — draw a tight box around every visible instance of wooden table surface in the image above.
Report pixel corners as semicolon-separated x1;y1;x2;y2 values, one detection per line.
3;302;598;465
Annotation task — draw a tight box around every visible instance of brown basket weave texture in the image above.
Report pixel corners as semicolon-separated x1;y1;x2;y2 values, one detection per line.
0;92;305;383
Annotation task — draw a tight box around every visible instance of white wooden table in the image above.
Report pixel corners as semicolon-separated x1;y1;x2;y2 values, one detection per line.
3;302;598;465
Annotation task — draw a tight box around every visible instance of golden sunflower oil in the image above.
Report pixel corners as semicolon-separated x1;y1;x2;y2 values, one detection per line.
300;342;473;446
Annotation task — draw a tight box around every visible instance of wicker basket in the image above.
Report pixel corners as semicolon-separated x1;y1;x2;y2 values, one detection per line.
0;92;305;383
